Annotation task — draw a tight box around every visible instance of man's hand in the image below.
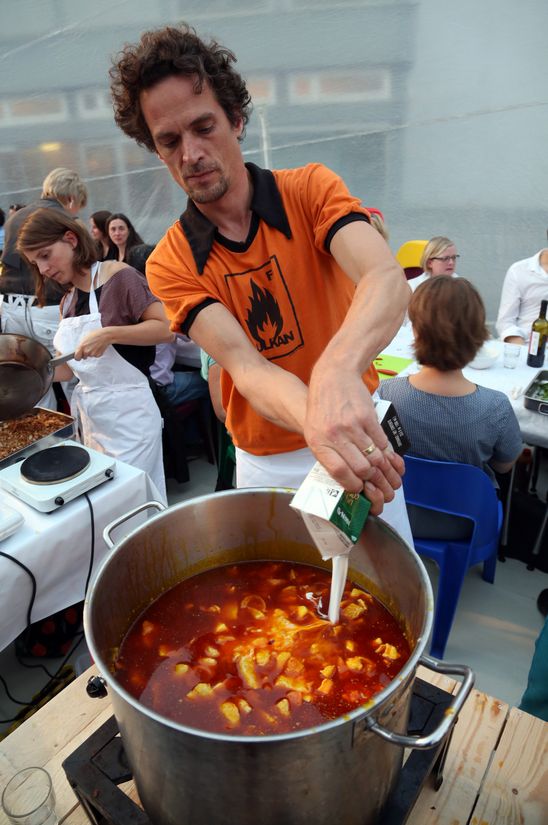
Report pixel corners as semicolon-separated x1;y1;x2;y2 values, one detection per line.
75;327;115;360
304;363;404;515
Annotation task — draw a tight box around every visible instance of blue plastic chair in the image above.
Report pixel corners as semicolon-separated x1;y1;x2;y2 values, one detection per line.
402;455;503;659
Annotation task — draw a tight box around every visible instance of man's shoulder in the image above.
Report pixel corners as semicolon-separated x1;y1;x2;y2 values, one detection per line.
148;220;186;266
6;198;63;231
272;162;337;187
272;163;355;216
507;251;542;273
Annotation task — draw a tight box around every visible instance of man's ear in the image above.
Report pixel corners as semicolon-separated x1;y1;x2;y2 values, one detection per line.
232;113;244;138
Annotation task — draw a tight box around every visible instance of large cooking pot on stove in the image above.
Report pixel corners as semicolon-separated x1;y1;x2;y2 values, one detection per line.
84;490;473;825
0;333;74;419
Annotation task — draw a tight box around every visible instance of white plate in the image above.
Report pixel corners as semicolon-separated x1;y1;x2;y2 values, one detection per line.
469;345;499;370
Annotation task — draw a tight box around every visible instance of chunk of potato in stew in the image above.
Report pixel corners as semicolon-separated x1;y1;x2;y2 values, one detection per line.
114;561;410;735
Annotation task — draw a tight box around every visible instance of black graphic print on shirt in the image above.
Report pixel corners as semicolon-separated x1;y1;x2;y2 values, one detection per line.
224;256;304;361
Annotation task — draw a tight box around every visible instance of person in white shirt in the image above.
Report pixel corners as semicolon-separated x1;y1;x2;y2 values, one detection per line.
496;243;548;343
409;236;460;292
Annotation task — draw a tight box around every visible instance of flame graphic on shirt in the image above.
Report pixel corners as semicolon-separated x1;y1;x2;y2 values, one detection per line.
245;279;284;352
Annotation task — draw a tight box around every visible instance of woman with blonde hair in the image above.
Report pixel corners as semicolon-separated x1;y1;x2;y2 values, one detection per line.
41;167;88;214
17;208;172;501
409;236;460;292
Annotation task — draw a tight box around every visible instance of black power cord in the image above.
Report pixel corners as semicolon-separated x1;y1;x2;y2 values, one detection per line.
0;492;96;724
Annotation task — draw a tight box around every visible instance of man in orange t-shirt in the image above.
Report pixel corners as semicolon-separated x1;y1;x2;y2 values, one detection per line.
110;24;411;537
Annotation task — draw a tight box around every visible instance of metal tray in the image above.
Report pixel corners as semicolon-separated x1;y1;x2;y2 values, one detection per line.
523;370;548;415
0;407;75;471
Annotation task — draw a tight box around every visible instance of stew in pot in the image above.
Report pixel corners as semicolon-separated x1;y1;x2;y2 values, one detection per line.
114;561;410;735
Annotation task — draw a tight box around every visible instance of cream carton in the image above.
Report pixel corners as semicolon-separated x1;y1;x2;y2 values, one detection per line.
290;463;371;623
290;399;409;561
290;399;410;622
289;462;371;561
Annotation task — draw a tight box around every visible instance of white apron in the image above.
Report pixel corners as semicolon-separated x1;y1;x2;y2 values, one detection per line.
53;263;166;503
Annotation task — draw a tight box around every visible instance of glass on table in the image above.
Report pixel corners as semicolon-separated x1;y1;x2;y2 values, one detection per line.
1;767;58;825
503;343;521;369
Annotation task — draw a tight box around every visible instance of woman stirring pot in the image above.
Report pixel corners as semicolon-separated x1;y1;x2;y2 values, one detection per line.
17;208;172;502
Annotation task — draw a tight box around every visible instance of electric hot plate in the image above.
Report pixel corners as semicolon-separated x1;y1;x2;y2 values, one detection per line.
21;445;91;485
0;441;116;512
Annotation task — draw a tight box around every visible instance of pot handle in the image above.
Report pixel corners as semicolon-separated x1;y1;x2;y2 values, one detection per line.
365;654;474;749
103;501;167;548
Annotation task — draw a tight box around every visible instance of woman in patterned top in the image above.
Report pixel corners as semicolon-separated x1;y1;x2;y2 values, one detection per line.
380;276;522;479
378;277;522;537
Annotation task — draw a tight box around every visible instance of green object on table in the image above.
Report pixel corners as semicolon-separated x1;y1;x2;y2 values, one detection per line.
374;355;414;380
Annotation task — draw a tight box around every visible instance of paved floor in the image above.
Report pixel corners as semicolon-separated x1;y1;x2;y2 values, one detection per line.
1;455;546;737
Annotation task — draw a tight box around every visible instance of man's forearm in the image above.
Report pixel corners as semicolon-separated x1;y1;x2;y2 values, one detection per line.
235;359;308;433
190;304;308;434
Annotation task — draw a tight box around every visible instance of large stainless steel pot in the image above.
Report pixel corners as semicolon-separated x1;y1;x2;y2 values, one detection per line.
0;333;74;419
84;490;473;825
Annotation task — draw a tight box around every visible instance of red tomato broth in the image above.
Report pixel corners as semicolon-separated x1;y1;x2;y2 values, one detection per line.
114;561;411;736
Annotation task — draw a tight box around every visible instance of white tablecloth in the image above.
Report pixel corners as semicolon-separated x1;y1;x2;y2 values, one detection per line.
0;458;159;651
383;327;548;449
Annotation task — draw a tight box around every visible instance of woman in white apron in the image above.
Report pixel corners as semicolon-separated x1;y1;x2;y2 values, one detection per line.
16;209;172;503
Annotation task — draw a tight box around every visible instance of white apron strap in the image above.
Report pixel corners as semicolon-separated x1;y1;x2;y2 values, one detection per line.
61;262;100;318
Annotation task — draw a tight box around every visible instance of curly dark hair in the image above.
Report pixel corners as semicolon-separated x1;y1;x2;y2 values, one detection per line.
409;277;489;371
110;23;252;153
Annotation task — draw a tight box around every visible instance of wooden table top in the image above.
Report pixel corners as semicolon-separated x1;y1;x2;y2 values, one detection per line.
0;665;546;825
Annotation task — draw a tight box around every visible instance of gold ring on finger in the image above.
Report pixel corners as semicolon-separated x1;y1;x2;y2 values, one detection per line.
361;443;376;456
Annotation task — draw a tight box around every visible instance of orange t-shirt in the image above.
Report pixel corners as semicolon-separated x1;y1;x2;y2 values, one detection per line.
147;163;379;455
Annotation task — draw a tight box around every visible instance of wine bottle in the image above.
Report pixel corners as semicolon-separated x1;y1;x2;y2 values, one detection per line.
527;299;548;368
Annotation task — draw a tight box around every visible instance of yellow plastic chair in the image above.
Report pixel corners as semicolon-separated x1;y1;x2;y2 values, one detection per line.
396;240;428;281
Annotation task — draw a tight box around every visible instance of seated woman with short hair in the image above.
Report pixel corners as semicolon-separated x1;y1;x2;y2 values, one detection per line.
378;277;523;538
410;235;460;292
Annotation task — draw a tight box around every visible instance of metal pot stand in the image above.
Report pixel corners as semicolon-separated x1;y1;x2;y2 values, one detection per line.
63;677;455;825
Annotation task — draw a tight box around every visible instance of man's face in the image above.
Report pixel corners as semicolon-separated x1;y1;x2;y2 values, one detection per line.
140;75;244;204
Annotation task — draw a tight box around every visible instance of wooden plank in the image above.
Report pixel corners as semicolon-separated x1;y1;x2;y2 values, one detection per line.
0;667;112;825
469;707;548;825
5;664;545;825
407;689;509;824
0;667;103;776
416;664;458;695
